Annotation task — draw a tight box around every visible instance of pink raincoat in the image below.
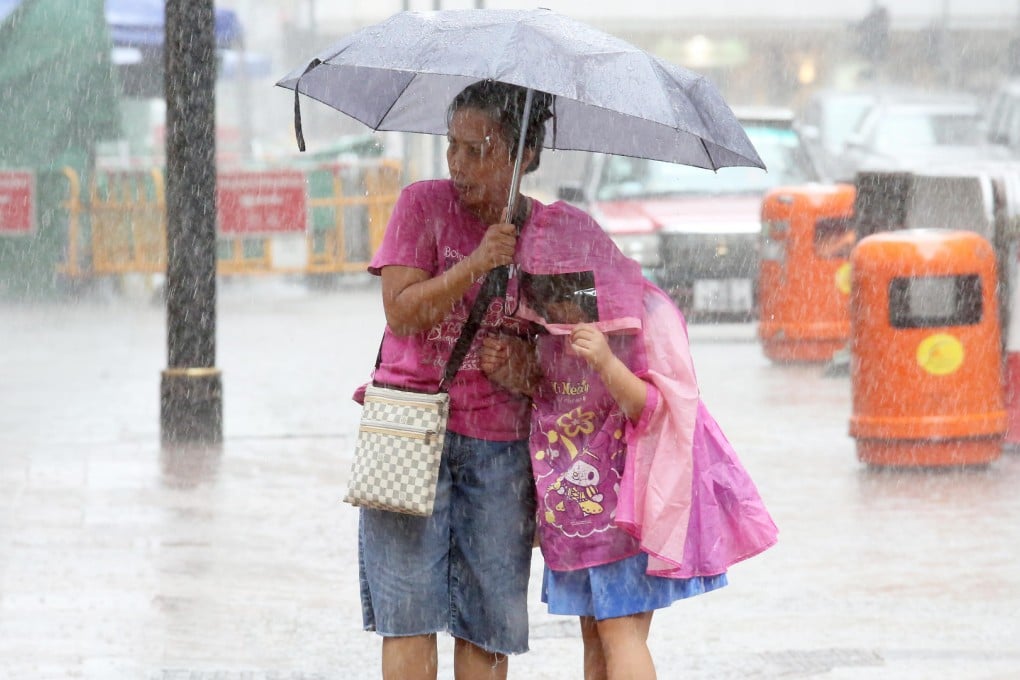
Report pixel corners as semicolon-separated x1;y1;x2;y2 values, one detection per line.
515;199;778;578
619;284;779;577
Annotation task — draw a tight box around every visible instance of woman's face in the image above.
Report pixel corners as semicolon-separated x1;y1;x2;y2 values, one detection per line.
447;107;524;222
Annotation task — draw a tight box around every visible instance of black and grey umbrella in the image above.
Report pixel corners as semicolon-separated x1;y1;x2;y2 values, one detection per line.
277;8;763;303
277;8;763;189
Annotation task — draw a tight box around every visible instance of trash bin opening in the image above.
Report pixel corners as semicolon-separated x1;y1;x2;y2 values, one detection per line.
888;274;982;329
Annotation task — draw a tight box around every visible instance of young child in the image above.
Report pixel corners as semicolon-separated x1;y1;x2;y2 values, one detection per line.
481;207;778;680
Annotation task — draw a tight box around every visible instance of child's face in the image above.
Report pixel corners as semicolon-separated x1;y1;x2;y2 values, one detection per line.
542;299;590;325
521;272;598;325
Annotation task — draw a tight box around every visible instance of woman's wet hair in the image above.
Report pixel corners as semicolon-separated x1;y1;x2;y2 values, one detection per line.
448;80;554;173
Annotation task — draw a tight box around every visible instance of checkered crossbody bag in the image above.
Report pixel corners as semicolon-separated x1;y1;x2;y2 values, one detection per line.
345;267;510;516
345;385;450;515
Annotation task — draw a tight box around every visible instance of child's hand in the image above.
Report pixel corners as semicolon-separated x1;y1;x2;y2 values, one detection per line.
570;324;612;371
480;334;538;394
572;324;647;420
479;335;508;376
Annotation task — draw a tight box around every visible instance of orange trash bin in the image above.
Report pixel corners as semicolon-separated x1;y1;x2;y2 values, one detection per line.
848;229;1005;467
758;184;856;362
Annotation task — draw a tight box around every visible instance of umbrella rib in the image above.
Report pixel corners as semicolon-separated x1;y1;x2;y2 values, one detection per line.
372;71;421;131
700;137;718;172
689;74;720;168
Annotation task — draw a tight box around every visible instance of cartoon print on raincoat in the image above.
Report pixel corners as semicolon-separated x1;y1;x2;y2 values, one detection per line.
513;199;778;576
531;332;633;548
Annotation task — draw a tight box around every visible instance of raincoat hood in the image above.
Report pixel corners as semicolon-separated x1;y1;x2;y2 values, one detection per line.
514;200;645;334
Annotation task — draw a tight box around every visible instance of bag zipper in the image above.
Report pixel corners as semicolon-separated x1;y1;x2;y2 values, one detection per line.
360;421;441;445
365;391;448;412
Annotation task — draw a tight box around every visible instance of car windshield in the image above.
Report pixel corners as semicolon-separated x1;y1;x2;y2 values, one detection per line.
820;96;875;149
872;110;983;153
594;125;815;200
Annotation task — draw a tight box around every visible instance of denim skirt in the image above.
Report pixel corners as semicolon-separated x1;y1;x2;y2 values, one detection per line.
542;550;728;620
359;432;536;655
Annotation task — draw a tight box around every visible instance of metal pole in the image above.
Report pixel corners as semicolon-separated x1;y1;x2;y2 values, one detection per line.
504;88;534;222
161;0;222;445
433;0;444;179
401;1;410;178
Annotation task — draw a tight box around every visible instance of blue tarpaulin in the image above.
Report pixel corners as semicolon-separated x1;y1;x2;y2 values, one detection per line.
0;0;244;47
1;0;265;95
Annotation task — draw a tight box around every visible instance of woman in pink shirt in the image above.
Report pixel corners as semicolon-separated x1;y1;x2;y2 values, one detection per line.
357;80;552;680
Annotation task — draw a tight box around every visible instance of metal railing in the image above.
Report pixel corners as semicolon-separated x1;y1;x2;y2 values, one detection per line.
56;160;401;278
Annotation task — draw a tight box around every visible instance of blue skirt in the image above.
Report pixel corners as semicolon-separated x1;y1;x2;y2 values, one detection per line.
541;551;728;620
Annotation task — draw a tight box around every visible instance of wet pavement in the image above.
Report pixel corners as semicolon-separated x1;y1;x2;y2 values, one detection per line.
2;277;1019;679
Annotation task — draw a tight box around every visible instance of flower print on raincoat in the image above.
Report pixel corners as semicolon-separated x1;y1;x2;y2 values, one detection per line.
514;200;778;577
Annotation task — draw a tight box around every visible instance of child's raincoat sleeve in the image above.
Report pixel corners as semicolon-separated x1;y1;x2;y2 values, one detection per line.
616;285;700;573
617;284;778;578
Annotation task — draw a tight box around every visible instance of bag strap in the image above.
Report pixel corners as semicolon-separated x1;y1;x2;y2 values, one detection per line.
439;201;528;391
370;267;505;394
376;202;529;393
438;267;505;392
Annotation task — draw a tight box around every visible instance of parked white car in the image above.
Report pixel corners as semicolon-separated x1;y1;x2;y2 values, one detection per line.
839;93;1009;179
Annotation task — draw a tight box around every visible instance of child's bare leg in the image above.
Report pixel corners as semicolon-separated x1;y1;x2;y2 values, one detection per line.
382;634;438;680
580;615;608;680
453;637;508;680
595;611;655;680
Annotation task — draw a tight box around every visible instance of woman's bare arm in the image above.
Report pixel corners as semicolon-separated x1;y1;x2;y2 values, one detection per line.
381;221;517;335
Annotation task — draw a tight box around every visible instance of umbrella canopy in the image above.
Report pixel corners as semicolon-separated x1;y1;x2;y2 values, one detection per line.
276;8;763;171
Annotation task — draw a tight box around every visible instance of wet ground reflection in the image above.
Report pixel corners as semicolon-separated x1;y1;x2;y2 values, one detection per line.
1;287;1018;677
160;443;222;489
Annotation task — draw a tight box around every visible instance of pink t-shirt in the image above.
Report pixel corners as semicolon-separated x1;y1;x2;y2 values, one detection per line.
367;180;531;441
